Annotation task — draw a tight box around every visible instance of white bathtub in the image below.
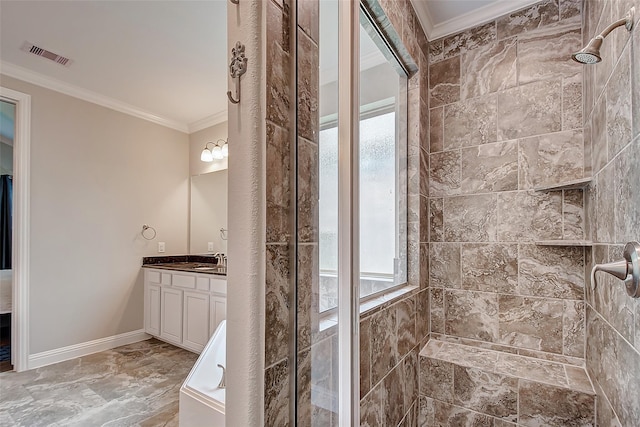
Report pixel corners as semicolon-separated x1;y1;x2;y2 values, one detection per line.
179;320;226;427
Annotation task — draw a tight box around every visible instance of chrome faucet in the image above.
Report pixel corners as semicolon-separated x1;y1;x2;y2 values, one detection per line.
217;364;226;389
591;241;640;298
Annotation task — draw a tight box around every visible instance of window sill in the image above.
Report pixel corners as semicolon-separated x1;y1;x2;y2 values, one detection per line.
318;284;419;332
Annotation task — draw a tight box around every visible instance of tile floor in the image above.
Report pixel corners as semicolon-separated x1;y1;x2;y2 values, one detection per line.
0;338;198;426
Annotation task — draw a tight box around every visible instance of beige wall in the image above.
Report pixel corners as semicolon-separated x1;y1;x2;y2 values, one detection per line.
1;74;190;354
189;121;228;176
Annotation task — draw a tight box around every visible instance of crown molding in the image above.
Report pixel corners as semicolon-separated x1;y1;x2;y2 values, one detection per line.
0;61;189;133
188;110;228;133
411;0;542;41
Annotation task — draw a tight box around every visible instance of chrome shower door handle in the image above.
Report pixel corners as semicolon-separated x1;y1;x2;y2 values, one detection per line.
591;241;640;298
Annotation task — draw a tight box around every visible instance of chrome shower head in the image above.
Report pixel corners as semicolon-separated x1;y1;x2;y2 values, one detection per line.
572;6;635;65
572;36;603;64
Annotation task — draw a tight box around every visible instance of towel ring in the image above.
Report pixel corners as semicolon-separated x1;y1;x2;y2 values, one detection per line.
142;224;157;240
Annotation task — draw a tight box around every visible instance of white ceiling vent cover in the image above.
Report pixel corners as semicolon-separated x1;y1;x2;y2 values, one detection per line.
21;42;73;67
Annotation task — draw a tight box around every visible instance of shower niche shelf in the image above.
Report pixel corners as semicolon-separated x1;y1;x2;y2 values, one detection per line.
534;177;592;192
535;240;593;247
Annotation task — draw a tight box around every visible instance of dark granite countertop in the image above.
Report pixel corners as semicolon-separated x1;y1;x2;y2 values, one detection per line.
142;255;226;276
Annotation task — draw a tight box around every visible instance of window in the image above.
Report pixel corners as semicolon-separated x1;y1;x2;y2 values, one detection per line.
318;20;407;312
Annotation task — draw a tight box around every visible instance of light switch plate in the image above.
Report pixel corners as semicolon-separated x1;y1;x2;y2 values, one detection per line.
208;242;214;251
158;242;165;253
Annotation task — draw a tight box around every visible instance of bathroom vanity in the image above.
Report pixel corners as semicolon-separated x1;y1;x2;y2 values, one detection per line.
142;257;226;353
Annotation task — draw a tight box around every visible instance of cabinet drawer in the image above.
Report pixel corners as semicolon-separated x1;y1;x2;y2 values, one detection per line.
172;273;196;289
146;270;161;284
196;277;210;292
210;278;227;295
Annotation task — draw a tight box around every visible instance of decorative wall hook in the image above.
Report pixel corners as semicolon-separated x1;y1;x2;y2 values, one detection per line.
227;41;248;104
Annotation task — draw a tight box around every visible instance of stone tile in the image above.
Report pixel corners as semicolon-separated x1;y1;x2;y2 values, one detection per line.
265;358;290;427
433;342;499;371
429;242;461;289
443;94;498;149
266;122;291;244
614;136;640;242
461;243;518;294
633;16;640;138
418;396;435;426
265;244;290;366
360;316;371;399
297;138;318;243
429;150;461;197
429;40;443;63
461;38;517;100
498;295;564;353
382;363;405;426
297;30;319;144
419;243;429;291
518;130;584;190
519;380;595;427
497;191;563;241
593;164;615;243
559;0;582;21
565;365;594;394
429;56;460;108
563;299;585;358
297;0;318;43
444;194;498;242
360;386;382;427
518;24;583;85
429;107;444;153
420;196;429;243
416;289;429;339
445;290;499;343
453;365;518;421
396;297;417;358
563;73;582;131
419;357;454;403
591;92;607;174
403;350;419;417
443;22;497;59
583;120;592;178
370;306;398;386
517;244;584;299
594;379;623;427
420;148;429;198
563;189;585;240
266;0;291;129
607;46;633;160
586;305;640;426
496;0;560;40
430;288;445;334
461;141;518;194
431;399;495;426
516;348;584;366
429;198;443;242
498;79;562;141
593;1;613;102
496;354;568;388
297;244;318;351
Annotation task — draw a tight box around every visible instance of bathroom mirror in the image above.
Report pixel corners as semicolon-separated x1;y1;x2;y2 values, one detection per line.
189;169;228;255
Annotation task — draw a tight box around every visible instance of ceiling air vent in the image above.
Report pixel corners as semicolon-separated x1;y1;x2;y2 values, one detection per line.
21;42;73;67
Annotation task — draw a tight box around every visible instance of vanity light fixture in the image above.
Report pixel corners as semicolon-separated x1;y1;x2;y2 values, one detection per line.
572;6;635;64
200;139;229;162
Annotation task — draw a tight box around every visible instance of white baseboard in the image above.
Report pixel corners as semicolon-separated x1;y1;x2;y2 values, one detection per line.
28;329;150;370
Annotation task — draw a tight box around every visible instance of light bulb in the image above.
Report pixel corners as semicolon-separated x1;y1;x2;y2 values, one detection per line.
222;142;229;157
201;148;213;162
212;145;224;160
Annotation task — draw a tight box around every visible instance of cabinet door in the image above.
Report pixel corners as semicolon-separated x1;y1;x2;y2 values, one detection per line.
144;283;161;337
182;291;210;353
160;287;183;344
210;295;227;337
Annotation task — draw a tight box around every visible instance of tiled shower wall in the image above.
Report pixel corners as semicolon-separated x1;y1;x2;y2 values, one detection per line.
427;0;590;362
583;0;640;425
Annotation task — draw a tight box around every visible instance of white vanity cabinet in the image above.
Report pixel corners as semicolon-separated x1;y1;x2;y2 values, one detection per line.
144;268;226;353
